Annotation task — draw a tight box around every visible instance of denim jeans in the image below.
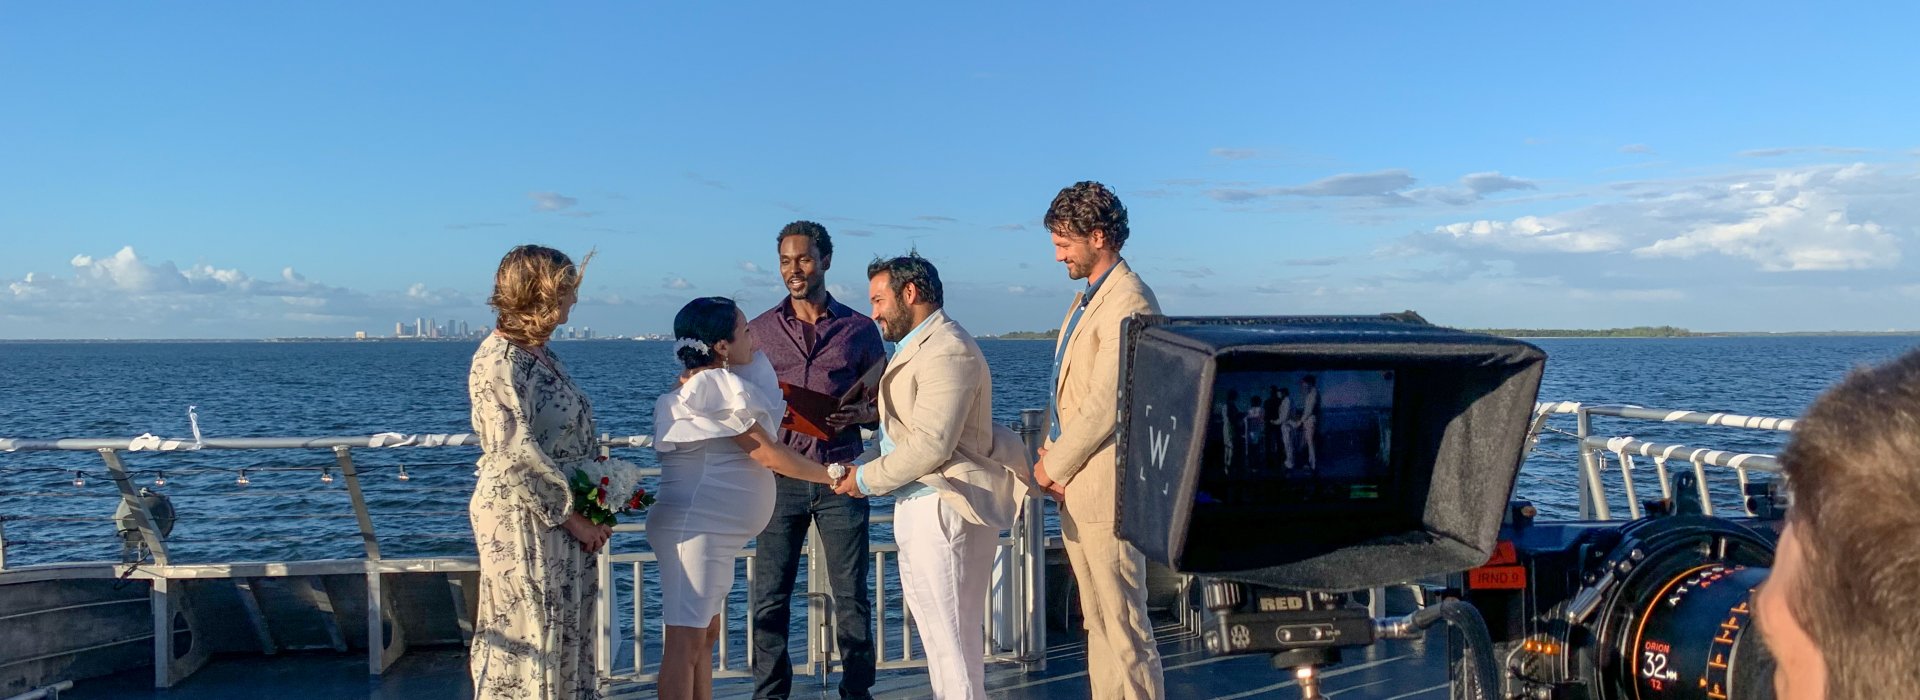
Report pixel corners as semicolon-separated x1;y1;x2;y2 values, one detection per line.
750;475;874;699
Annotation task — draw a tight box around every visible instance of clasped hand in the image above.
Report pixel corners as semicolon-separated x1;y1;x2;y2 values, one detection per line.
562;512;613;553
830;467;866;498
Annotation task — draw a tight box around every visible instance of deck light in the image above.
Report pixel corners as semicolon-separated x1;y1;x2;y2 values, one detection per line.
397;464;411;482
236;469;250;487
72;470;85;488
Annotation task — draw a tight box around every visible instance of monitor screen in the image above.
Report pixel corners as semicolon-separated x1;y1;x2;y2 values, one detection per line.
1193;369;1396;513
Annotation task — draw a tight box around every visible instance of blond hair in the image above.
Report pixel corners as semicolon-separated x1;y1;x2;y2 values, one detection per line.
488;245;593;345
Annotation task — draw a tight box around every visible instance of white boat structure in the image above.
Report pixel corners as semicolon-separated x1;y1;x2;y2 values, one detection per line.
0;402;1789;699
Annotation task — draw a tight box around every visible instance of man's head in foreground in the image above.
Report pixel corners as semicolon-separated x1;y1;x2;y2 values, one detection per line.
1760;348;1920;698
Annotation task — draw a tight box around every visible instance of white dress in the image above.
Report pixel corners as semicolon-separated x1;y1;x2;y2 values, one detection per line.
648;352;786;627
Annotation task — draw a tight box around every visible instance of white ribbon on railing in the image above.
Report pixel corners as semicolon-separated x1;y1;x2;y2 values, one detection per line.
127;433;203;452
366;432;472;448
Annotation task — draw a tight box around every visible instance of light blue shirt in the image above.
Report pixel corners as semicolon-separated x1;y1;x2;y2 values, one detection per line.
858;314;938;499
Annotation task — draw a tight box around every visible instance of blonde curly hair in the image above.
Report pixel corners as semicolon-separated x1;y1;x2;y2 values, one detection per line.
488;245;594;345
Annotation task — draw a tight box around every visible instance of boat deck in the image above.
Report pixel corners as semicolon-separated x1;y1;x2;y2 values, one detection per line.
59;619;1452;700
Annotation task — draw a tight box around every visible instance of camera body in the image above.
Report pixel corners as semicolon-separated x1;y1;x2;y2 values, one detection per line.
1197;582;1376;657
1463;478;1781;700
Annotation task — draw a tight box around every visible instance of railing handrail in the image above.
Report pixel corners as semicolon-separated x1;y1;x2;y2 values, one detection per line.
0;434;654;452
1533;401;1796;431
1530;400;1794;520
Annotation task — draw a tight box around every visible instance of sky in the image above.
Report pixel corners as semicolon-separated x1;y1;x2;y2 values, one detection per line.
4;3;1920;339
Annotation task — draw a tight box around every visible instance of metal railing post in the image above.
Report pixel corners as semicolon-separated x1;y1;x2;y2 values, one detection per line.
1574;408;1611;520
0;518;8;570
1017;408;1048;671
1615;453;1642;519
100;448;170;567
807;527;828;683
596;536;614;677
334;446;381;561
1690;457;1715;516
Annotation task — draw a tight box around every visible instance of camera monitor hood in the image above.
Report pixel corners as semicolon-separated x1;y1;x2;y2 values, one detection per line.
1115;314;1546;590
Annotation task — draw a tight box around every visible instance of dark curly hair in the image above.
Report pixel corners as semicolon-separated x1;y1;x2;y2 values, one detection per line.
672;297;739;370
1043;181;1130;252
777;220;833;259
866;253;943;307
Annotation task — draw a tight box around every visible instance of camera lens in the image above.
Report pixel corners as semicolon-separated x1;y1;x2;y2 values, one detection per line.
1626;564;1774;700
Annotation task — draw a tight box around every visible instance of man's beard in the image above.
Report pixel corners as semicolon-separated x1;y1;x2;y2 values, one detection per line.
879;308;914;342
1066;259;1090;281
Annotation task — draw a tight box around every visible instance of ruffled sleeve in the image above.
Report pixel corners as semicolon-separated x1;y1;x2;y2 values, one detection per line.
653;352;789;452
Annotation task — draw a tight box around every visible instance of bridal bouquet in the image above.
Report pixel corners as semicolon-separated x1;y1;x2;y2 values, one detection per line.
570;456;654;526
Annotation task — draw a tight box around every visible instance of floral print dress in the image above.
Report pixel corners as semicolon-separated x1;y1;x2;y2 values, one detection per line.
467;334;600;700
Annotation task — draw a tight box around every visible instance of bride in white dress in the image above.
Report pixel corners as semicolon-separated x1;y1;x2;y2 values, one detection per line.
650;296;844;700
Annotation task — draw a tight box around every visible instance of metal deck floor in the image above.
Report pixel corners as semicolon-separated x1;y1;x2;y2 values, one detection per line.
60;620;1452;700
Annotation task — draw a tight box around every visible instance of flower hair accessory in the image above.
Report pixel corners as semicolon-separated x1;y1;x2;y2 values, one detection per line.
673;337;712;356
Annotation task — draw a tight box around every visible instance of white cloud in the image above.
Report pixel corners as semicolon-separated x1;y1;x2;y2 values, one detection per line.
1633;188;1898;271
663;277;694;290
1420;163;1912;273
2;247;485;338
1737;146;1873;158
528;191;578;211
739;261;767;274
1210;169;1417;202
1210;147;1260;160
1209;169;1533;207
1433;216;1625;254
1620;144;1656;155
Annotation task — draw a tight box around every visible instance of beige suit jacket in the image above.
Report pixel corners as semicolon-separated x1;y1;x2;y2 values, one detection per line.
858;309;1028;529
1043;259;1161;524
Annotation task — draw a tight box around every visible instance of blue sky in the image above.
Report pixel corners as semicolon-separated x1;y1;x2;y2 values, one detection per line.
5;3;1919;338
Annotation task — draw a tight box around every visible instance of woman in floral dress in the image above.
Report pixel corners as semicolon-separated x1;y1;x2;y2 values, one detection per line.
468;245;611;700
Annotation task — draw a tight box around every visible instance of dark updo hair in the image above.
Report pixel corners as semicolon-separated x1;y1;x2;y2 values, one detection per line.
672;297;740;370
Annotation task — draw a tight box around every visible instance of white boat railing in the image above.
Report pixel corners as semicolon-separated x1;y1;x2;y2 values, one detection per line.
1528;402;1791;520
0;411;1053;691
1;400;1801;690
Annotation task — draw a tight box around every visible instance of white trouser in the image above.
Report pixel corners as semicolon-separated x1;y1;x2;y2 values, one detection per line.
894;494;998;700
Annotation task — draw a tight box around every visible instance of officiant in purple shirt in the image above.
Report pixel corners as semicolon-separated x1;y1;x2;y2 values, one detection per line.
746;221;887;700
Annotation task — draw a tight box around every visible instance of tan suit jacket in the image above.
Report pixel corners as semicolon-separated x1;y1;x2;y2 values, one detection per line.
858;309;1028;529
1044;259;1161;524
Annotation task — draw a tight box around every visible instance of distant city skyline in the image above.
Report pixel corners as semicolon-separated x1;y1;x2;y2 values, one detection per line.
6;4;1920;339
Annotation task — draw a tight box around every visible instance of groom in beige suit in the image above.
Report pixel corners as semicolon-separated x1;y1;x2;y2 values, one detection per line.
833;253;1024;700
1033;182;1166;699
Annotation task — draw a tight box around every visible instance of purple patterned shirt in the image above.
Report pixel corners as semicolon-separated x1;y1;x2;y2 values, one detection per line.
747;294;887;464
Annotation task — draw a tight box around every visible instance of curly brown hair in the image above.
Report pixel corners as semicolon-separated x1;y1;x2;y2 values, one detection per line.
488;245;593;345
1043;181;1130;251
1779;348;1920;697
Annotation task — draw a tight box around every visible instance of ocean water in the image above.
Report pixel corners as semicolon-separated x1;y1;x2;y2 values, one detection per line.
2;335;1917;656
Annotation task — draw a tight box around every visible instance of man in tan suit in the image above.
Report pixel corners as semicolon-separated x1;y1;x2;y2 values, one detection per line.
1033;182;1166;699
833;253;1021;700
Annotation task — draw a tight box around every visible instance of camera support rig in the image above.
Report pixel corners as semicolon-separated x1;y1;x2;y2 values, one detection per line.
1200;581;1500;700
